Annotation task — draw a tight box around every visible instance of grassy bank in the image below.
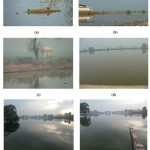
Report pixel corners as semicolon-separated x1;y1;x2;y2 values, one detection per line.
4;63;73;73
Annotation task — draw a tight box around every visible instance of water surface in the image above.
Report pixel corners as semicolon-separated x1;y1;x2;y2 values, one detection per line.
5;119;73;150
80;115;147;150
4;69;73;89
80;49;148;86
4;0;73;26
79;0;148;26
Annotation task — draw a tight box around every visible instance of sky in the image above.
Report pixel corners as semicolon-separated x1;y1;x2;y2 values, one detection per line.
4;38;73;58
80;38;148;50
80;99;147;111
4;99;73;116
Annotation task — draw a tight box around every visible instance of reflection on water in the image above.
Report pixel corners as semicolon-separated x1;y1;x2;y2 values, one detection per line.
4;123;20;136
80;117;91;126
4;0;73;26
80;115;147;150
79;0;148;26
4;120;73;150
80;49;148;86
4;69;73;89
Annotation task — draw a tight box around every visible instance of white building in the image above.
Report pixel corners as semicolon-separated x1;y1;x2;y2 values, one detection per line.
41;46;52;58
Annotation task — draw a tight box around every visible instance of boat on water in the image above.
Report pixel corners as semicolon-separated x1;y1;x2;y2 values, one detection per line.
79;4;94;12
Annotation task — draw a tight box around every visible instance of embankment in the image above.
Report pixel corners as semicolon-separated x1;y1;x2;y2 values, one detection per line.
80;84;148;89
4;63;73;73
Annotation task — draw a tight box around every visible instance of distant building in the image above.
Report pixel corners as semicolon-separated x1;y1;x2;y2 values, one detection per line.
41;46;52;58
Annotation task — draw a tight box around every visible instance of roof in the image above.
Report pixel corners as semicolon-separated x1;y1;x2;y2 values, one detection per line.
42;46;52;51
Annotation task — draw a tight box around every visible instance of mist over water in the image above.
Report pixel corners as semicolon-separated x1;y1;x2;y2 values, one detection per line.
80;49;148;86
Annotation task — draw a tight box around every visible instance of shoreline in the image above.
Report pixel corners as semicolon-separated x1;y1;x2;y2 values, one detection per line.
116;20;148;26
80;84;148;89
4;63;73;73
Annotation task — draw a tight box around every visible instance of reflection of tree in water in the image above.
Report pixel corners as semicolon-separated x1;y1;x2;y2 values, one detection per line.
80;117;91;126
48;0;61;9
4;123;20;136
6;69;72;88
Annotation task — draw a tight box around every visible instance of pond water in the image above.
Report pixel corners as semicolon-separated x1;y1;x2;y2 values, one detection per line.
4;119;73;150
4;0;73;26
80;49;148;86
4;69;73;89
80;115;147;150
79;0;148;26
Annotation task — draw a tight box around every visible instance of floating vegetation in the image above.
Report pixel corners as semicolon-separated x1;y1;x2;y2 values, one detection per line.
25;8;61;14
79;9;148;16
125;10;131;15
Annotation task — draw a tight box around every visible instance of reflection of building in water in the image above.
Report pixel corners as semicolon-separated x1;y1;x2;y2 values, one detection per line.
79;16;93;23
41;46;52;58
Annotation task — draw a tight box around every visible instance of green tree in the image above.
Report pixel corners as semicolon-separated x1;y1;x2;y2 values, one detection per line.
142;106;147;114
80;102;89;114
141;43;148;50
4;105;19;123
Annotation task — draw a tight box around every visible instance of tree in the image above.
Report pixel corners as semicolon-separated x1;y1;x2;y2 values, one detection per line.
142;106;147;114
4;105;19;123
80;102;90;114
141;43;148;50
27;38;42;63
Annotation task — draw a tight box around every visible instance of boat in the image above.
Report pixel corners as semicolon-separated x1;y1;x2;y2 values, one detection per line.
79;4;94;12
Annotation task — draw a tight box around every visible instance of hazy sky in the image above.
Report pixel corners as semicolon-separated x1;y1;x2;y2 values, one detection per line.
4;38;73;58
80;38;148;50
4;99;73;116
81;99;147;111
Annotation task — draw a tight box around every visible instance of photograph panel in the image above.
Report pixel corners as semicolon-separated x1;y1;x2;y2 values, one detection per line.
80;99;147;150
4;99;74;150
4;0;73;26
80;38;148;89
4;38;73;89
79;0;148;26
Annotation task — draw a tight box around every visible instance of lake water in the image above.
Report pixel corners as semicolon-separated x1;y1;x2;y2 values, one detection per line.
4;119;73;150
80;49;148;86
79;0;148;26
80;115;147;150
4;0;73;26
4;69;73;89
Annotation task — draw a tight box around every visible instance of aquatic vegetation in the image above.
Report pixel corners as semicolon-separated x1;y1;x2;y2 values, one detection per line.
25;8;61;14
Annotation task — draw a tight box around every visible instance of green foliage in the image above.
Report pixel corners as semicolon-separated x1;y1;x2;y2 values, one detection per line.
16;57;35;64
142;106;147;114
4;105;19;123
80;102;89;114
125;10;131;15
141;10;146;13
48;57;73;66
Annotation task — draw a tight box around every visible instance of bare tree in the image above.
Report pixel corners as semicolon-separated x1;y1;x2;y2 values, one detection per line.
27;38;42;63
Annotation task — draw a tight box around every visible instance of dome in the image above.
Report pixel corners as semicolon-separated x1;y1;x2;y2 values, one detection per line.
42;46;52;51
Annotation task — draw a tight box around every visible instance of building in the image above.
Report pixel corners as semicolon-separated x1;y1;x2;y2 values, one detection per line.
41;46;52;58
